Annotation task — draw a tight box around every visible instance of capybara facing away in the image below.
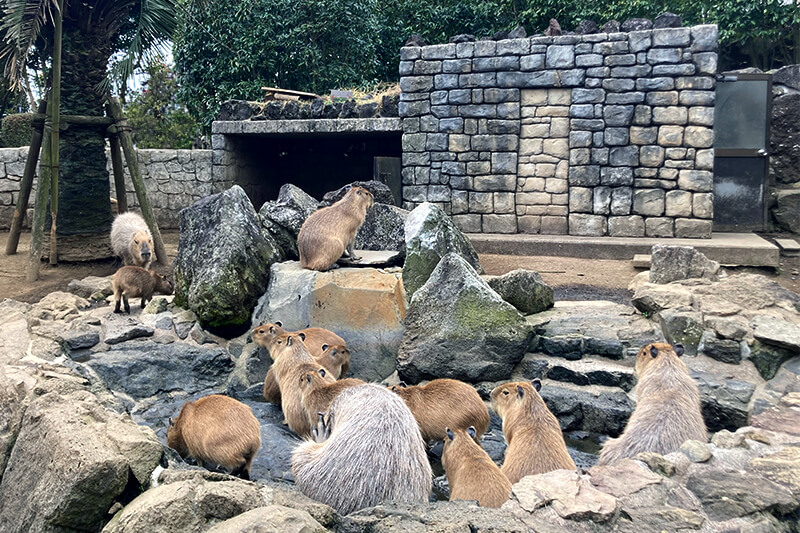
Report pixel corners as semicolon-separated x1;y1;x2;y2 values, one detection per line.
112;266;173;314
167;394;261;480
389;379;490;443
491;380;576;484
292;384;432;515
598;343;706;465
443;426;511;508
111;212;154;269
297;186;374;271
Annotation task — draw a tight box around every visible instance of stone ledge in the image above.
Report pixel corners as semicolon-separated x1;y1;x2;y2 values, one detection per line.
212;118;402;135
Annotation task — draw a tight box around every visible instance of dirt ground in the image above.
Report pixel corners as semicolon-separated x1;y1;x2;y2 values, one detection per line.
1;230;798;304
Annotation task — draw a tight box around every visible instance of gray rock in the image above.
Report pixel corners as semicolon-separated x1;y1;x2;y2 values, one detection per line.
397;253;530;383
772;64;800;91
258;183;319;235
320;180;395;206
601;20;621;33
206;505;326;533
574;20;599;34
749;339;797;381
769;93;800;185
102;317;155;345
541;381;634;436
679;439;712;462
773;189;800;232
66;276;113;299
174;185;282;330
692;370;756;432
527;355;636;392
698;330;742;364
354;203;408;252
142;297;169;314
654;12;682;28
656;309;704;355
621;18;653;32
649;245;719;284
487;269;554;315
508;25;527;39
403;202;482;298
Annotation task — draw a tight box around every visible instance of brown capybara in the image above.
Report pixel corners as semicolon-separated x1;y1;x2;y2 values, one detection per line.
269;333;316;437
598;343;706;465
112;265;173;314
389;379;490;443
291;384;432;515
111;212;155;269
442;426;512;508
491;380;575;484
167;394;261;480
297;186;374;271
298;366;366;428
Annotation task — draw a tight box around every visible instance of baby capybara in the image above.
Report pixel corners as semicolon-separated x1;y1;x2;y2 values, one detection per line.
112;265;173;314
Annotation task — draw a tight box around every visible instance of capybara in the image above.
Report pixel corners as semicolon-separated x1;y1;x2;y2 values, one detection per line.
598;343;706;465
491;380;575;484
167;394;261;480
112;265;173;314
292;384;432;514
297;186;374;271
298;366;365;428
111;212;154;269
389;379;490;443
269;333;316;437
442;426;512;508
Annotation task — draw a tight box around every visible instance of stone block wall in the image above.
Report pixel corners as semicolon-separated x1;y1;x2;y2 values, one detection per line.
399;25;718;237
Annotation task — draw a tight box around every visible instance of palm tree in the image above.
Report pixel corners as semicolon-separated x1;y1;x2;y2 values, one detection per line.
0;0;176;258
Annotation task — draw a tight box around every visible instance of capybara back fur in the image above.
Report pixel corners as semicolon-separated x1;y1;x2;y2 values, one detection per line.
390;379;490;443
299;368;365;428
491;381;575;484
598;343;706;465
443;427;511;508
270;333;316;437
112;266;173;313
297;186;374;271
167;394;261;479
111;212;154;268
292;384;432;515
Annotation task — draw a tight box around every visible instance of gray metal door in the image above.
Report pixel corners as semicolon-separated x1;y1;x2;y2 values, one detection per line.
713;72;772;232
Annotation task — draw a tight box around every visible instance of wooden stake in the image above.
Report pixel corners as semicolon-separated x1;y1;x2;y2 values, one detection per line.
107;97;167;265
26;125;52;282
5;98;47;255
108;133;127;214
48;0;64;265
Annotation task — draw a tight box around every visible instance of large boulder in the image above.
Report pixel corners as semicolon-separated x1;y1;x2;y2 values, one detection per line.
354;203;408;252
649;245;719;284
396;253;531;383
252;261;407;381
320;180;395;206
174;185;282;330
773;189;800;233
403;203;482;298
258;184;319;259
0;389;162;533
770;93;800;185
487;269;554;315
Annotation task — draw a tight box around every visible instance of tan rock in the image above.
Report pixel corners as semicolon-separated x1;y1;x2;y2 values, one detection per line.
512;469;618;522
206;505;326;533
589;459;662;497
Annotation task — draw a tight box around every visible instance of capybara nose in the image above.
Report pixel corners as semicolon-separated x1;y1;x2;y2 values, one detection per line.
141;251;151;261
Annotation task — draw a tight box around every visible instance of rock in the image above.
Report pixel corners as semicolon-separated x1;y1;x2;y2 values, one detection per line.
526;355;636;392
173;309;197;340
654;12;682;28
748;446;800;497
692;369;756;432
750;339;797;381
404;34;426;47
540;381;634;436
621;18;652;32
320;180;395;206
0;368;29;480
697;273;800;312
492;29;510;40
397;253;530;383
632;283;693;315
252;261;406;381
508;25;527;39
752;392;800;436
449;34;476;43
33;291;91;320
259;183;319;236
35;322;101;352
773;189;800;232
589;459;663;498
573;20;599;35
403;203;482;298
67;275;113;299
511;469;618;521
698;330;742;364
635;452;678;477
752;314;800;352
0;302;33;363
174;185;282;330
353;203;408;253
337;250;403;268
103;316;155;345
0;389;162;533
772;65;800;92
206;505;326;533
543;19;561;37
679;440;712;462
142;297;169;314
487;269;554;315
601;20;621;33
341;500;528;531
711;429;747;449
770;94;800;185
649;245;719;284
217;100;254;121
656;309;704;355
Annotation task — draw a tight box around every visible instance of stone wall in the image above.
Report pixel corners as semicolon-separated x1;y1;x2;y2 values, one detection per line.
399;25;718;238
0;148;211;230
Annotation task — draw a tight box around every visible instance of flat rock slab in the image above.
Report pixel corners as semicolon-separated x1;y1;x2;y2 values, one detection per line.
775;238;800;257
102;317;155;345
336;249;403;268
632;254;651;268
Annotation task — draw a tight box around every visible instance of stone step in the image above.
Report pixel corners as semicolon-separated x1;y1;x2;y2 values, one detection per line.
774;238;800;257
515;353;636;392
632;254;651;268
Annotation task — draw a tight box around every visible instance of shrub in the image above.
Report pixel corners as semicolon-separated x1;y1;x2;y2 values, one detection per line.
0;113;34;147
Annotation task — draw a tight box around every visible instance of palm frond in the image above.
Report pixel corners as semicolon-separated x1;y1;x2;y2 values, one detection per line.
0;0;58;88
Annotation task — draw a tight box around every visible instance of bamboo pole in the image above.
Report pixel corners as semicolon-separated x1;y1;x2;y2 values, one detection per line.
30;113;114;126
48;0;64;266
6;98;47;255
108;132;128;214
107;97;167;265
26;124;52;282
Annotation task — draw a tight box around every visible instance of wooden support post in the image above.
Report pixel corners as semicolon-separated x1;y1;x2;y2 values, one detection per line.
107;97;168;265
5;98;47;255
108;126;128;214
26;126;52;282
48;0;64;266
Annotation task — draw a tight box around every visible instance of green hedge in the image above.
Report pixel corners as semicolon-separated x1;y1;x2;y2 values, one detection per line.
0;113;34;147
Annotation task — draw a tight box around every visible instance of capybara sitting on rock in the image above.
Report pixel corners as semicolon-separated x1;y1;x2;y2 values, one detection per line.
598;343;706;465
111;212;154;268
167;394;261;480
389;379;490;443
443;426;511;508
491;380;575;483
269;333;317;437
292;384;432;515
112;266;173;314
297;186;374;271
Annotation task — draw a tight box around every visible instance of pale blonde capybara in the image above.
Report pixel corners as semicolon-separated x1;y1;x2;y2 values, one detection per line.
442;426;512;508
598;343;706;465
167;394;261;480
297;186;374;271
298;366;366;428
269;333;316;437
491;380;576;484
389;379;490;443
111;212;154;269
112;265;173;314
291;384;432;515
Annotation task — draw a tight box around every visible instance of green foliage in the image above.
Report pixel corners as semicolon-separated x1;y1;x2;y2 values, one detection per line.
0;112;33;147
124;61;201;149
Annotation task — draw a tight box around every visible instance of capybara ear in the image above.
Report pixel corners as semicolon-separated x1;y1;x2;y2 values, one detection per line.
398;381;407;388
275;321;282;328
298;332;306;342
517;385;525;398
286;335;294;347
466;426;476;439
321;343;329;352
303;373;312;384
446;427;454;441
532;379;542;392
269;325;275;334
650;345;659;358
319;368;326;378
674;343;685;356
168;417;174;427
